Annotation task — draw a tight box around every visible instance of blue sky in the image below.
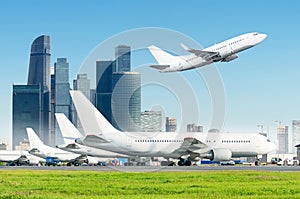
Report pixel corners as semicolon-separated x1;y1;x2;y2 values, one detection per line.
0;1;300;146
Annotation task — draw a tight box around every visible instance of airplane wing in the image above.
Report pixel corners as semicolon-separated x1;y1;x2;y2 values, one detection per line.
180;43;220;61
149;65;170;70
171;137;209;157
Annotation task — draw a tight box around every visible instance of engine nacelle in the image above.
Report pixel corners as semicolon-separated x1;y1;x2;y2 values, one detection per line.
222;54;238;62
201;148;232;161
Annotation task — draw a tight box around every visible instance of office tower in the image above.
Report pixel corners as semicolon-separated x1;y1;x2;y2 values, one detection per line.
27;35;51;144
73;73;91;132
166;117;177;132
112;72;141;131
141;111;162;132
96;61;116;123
187;123;203;132
73;74;91;99
115;45;131;72
54;58;71;117
90;89;96;106
50;66;55;146
292;120;300;153
277;125;289;153
54;58;71;145
12;85;41;149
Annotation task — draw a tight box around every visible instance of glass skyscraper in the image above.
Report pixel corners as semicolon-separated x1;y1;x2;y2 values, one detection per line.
112;72;141;132
292;120;300;153
96;61;116;123
26;35;51;144
115;45;131;72
12;85;41;149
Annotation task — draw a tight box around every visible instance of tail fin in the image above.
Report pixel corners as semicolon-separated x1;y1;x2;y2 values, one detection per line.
70;90;119;135
26;128;45;149
55;113;83;144
148;45;177;65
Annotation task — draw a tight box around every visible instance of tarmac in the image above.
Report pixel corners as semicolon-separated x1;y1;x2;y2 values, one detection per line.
1;165;300;172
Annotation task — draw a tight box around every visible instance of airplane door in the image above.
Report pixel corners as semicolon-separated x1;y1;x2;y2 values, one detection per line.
126;136;132;147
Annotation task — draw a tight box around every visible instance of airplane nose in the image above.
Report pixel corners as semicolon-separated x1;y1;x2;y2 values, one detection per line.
260;33;267;41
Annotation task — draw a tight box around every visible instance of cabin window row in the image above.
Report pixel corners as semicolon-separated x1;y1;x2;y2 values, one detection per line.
135;139;184;143
221;140;251;143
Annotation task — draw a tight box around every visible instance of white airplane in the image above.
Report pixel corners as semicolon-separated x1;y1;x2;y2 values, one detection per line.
26;128;88;166
0;150;44;166
70;91;276;166
55;113;129;159
148;32;267;72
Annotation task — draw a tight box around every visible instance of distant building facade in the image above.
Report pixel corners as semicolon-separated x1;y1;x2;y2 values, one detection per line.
96;61;116;123
12;85;41;149
292;120;300;153
277;125;289;153
166;117;177;132
187;123;203;132
115;45;131;72
73;74;91;100
112;72;141;132
141;111;162;132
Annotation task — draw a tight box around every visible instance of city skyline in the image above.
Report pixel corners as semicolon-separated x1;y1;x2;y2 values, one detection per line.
1;1;300;148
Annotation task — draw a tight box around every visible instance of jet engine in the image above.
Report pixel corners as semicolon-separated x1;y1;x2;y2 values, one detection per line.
201;148;232;161
222;54;238;62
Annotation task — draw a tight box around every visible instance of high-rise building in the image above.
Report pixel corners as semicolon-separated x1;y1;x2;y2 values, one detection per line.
166;117;177;132
292;120;300;153
73;74;91;99
187;123;203;132
112;72;141;132
73;73;91;132
12;85;41;149
27;35;51;144
96;61;116;123
115;45;131;72
90;89;96;106
54;58;71;145
141;111;162;132
277;125;289;154
54;58;71;117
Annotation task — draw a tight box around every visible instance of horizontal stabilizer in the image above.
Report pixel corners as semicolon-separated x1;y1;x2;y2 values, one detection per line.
149;65;170;70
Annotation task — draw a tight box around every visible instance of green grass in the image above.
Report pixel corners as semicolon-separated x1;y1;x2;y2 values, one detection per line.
0;170;299;198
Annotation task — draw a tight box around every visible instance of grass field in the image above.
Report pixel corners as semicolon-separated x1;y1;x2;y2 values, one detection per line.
0;170;299;198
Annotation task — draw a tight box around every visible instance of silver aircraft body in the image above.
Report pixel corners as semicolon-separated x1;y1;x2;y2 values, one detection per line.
148;32;267;72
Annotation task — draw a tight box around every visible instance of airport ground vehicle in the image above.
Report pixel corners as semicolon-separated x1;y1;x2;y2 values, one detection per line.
277;158;299;166
220;160;235;166
46;157;61;166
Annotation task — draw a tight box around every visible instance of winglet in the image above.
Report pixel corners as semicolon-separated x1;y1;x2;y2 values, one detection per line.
180;43;194;52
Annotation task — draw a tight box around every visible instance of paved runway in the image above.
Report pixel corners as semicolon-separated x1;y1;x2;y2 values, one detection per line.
1;165;300;172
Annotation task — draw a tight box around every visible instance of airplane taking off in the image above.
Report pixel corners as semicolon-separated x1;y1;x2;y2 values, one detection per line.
148;32;267;72
70;91;276;166
55;113;129;158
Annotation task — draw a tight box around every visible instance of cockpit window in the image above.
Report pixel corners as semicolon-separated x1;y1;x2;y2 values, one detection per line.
253;33;258;36
267;139;271;142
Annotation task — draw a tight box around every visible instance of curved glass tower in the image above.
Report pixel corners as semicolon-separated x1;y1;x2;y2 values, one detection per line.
112;72;141;132
27;35;51;144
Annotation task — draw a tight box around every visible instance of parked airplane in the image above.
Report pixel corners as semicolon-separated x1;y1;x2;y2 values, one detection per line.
148;32;267;72
0;150;44;166
55;113;129;158
70;91;276;166
26;128;88;166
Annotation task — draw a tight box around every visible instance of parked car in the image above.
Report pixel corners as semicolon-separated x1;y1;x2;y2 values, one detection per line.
220;160;235;166
277;158;299;166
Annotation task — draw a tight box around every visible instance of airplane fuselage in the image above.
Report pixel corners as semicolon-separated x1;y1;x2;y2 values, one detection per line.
160;32;267;72
77;132;275;160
